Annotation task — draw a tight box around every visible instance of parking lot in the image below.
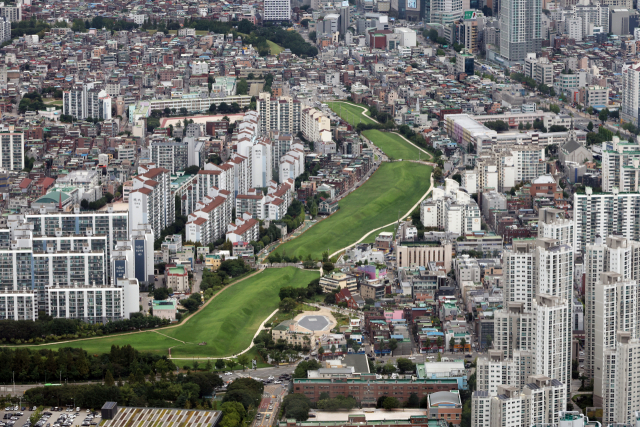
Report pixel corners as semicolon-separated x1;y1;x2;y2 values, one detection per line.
0;407;102;427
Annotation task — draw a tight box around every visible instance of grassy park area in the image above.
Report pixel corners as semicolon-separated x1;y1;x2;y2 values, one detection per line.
33;268;319;359
363;130;428;161
274;162;431;259
327;101;377;126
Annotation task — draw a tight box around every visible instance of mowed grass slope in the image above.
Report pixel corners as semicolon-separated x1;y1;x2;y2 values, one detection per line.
327;102;429;161
37;268;318;358
274;162;431;259
327;102;377;126
362;130;427;161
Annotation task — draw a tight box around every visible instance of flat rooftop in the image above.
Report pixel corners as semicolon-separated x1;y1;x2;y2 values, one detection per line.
309;409;427;422
101;407;221;427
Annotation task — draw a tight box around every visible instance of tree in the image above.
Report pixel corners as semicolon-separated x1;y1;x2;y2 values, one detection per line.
396;358;416;373
104;369;115;386
485;335;492;350
279;297;297;312
236;79;248;96
407;393;420;408
382;397;400;410
587;106;594;116
237;354;250;371
549;104;560;114
460;337;467;353
308;31;316;41
599;108;609;124
153;287;169;301
388;339;398;353
587;121;593;132
215;359;226;371
225;359;237;371
318;346;325;357
449;337;456;352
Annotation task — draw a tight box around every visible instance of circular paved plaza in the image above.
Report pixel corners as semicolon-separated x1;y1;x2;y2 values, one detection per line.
298;315;331;331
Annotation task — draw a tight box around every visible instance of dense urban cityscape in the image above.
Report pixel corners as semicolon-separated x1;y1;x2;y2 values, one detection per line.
0;0;637;425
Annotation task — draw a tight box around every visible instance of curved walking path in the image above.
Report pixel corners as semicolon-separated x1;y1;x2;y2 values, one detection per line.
5;268;266;349
169;308;279;360
329;170;434;258
328;101;435;161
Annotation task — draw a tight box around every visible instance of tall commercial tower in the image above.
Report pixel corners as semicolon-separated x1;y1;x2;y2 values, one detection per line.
583;236;640;379
339;1;350;35
499;0;542;61
256;93;301;135
263;0;291;22
573;188;640;253
621;62;640;125
429;0;463;25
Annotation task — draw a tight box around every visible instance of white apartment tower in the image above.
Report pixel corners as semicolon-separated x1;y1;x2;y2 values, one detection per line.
263;0;291;21
499;0;542;61
601;136;640;192
256;93;301;135
593;273;638;421
573;187;640;252
622;62;640;126
583;235;640;379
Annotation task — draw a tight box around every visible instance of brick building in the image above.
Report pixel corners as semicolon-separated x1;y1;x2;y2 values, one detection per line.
292;375;458;406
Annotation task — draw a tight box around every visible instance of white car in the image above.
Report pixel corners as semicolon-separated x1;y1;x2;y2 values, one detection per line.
268;376;274;380
225;372;233;376
274;380;282;384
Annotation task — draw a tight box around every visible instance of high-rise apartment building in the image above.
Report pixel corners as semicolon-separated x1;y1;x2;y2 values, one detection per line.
0;130;24;171
573;187;640;253
150;138;189;174
0;17;10;44
263;0;291;21
499;0;542;61
622;62;640;126
0;4;21;22
256;93;301;135
129;166;174;237
471;377;565;427
583;235;640;380
22;205;130;269
601;137;640;192
594;273;638;421
538;208;574;247
87;89;112;121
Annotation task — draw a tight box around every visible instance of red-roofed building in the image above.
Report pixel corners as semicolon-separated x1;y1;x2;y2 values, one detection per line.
226;212;259;244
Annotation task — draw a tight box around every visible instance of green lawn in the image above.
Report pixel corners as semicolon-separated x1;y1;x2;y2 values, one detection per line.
274;162;431;259
327;102;430;161
363;130;428;161
33;268;319;358
267;40;284;55
327;102;377;126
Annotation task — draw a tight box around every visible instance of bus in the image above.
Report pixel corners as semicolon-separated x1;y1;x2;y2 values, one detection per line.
44;383;62;387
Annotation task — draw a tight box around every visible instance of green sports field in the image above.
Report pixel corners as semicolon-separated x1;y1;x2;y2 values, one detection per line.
274;161;431;259
28;268;318;358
